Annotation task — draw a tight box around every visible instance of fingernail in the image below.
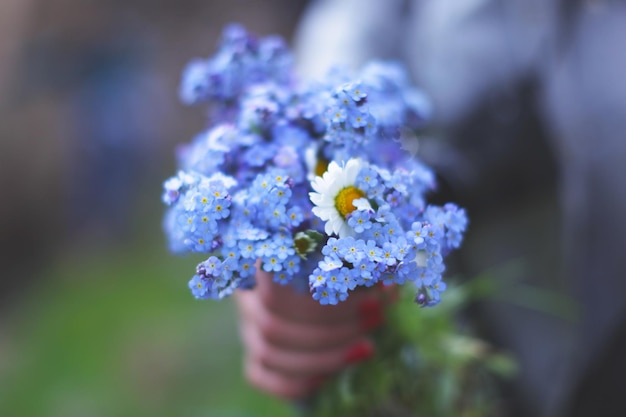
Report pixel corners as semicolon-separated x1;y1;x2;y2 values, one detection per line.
358;298;382;316
358;299;384;331
344;341;374;364
360;312;384;331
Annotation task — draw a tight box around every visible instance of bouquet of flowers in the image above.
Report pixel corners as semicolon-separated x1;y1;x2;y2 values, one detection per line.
161;23;467;308
161;24;519;417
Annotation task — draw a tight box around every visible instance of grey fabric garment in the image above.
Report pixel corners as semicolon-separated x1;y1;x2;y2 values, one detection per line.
295;1;626;416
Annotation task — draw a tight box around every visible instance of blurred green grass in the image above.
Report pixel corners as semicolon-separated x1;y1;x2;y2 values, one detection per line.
0;226;293;417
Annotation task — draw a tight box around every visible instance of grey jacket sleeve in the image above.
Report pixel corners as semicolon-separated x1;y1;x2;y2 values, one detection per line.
295;1;626;416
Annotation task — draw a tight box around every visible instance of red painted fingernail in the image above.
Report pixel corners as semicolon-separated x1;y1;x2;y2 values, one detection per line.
360;312;384;331
358;298;382;316
344;341;374;364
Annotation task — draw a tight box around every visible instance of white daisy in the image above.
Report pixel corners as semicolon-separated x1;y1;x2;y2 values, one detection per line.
309;158;370;238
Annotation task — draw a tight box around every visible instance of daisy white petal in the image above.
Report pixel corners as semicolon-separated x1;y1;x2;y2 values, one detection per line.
309;158;369;238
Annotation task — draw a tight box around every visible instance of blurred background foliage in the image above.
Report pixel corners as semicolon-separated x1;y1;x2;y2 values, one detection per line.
0;227;293;417
0;0;307;415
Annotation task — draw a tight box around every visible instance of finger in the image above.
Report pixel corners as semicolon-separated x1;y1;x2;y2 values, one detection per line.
241;320;374;376
244;354;318;400
237;288;372;350
254;269;386;324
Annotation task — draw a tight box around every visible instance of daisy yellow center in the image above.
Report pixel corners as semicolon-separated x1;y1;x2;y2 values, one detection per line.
335;186;366;218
